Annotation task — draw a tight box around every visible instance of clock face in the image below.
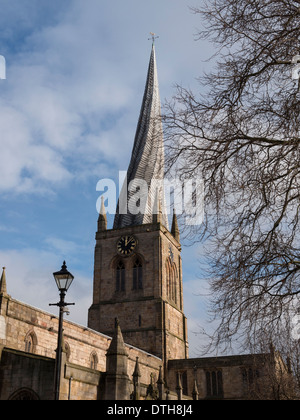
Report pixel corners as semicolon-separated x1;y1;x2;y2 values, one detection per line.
117;235;137;256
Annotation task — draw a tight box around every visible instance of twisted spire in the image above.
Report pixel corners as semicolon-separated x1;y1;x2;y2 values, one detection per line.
114;45;169;230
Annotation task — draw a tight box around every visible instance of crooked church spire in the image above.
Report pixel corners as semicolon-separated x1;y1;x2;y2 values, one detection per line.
113;44;169;230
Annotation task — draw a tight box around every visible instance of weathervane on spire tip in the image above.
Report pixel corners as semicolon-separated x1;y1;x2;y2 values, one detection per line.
149;32;159;45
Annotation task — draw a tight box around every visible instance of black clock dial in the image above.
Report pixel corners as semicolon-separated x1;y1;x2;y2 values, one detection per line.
117;236;137;256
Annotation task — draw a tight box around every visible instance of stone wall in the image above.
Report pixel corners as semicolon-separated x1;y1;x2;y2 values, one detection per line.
0;292;162;400
0;348;54;400
167;354;278;400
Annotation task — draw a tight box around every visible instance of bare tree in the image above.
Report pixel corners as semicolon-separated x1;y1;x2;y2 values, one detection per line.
245;319;300;400
163;0;300;351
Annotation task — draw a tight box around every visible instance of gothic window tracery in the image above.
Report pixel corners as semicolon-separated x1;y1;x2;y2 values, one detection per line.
241;367;260;395
205;370;224;399
166;258;178;305
90;352;98;370
133;258;143;290
24;331;37;354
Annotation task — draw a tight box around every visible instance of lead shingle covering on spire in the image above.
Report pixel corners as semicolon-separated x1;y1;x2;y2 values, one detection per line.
113;45;169;230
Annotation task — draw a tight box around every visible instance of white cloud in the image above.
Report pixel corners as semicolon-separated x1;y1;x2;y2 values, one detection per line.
44;236;81;256
0;225;17;233
0;0;205;196
0;248;92;326
0;104;73;194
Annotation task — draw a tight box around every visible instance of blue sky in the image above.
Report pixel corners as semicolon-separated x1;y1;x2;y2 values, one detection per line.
0;0;214;357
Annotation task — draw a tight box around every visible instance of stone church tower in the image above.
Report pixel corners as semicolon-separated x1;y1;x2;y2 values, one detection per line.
88;44;189;366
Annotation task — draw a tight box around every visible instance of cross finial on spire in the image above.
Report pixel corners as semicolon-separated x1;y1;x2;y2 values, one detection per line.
149;32;159;45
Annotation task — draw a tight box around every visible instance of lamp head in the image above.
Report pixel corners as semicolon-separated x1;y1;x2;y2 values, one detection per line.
53;261;74;293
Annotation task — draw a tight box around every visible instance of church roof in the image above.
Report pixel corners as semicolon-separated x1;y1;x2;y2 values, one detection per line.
113;44;169;230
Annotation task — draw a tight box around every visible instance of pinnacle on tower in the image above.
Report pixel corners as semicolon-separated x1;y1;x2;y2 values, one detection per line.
114;44;169;230
97;196;107;231
157;366;165;400
133;356;141;380
105;319;130;400
176;372;183;400
192;378;199;401
132;357;142;400
0;267;7;295
171;209;180;242
107;318;128;358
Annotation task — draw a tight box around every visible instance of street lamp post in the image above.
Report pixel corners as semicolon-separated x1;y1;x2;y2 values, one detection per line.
49;261;75;401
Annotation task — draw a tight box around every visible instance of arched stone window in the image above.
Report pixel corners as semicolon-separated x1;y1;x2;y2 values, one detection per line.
133;258;143;290
206;370;224;399
24;331;37;354
166;258;178;304
90;352;98;370
8;388;40;401
116;260;125;292
166;258;171;299
172;264;178;304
